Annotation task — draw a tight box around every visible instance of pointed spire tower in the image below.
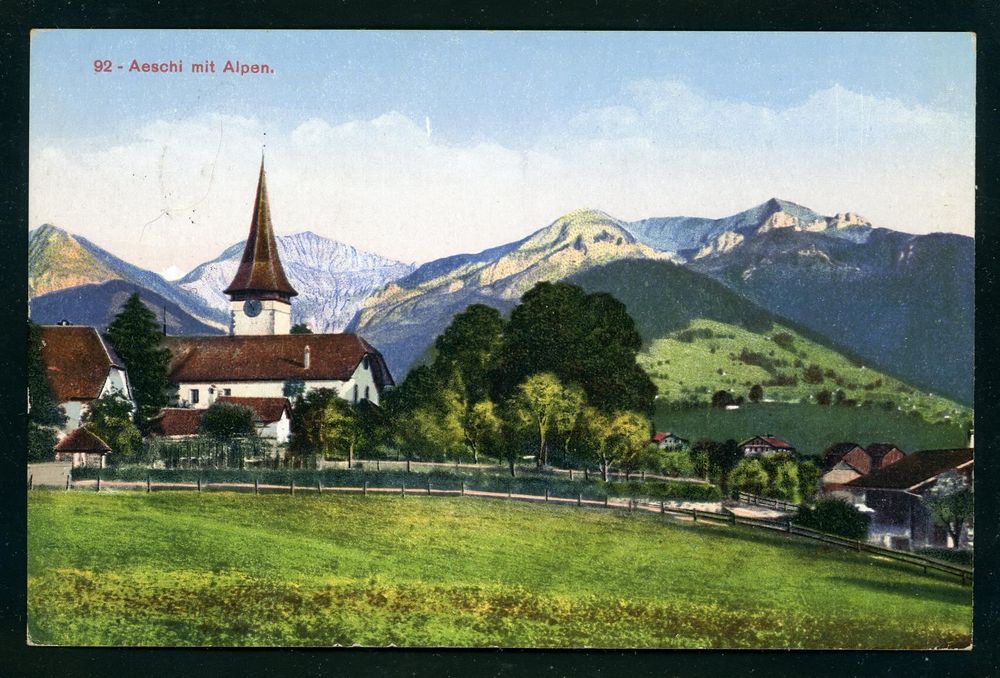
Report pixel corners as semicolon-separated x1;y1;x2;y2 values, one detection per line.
224;159;298;335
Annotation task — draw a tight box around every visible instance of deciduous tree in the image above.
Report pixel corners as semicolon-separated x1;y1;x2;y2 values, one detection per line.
82;391;142;458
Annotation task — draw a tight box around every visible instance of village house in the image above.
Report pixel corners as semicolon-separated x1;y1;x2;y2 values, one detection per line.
820;442;906;495
739;434;796;458
153;396;292;445
846;448;974;550
164;160;394;410
37;324;134;432
651;432;689;450
53;426;111;468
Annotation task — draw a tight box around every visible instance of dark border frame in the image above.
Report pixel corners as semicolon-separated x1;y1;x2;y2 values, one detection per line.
2;2;998;676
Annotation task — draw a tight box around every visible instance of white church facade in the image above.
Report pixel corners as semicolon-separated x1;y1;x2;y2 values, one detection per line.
165;160;394;410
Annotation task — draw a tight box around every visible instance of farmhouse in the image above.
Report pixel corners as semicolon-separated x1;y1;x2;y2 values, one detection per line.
740;434;795;457
153;396;293;444
651;431;689;450
53;426;111;468
820;442;906;495
846;448;973;550
37;324;134;432
165;160;394;409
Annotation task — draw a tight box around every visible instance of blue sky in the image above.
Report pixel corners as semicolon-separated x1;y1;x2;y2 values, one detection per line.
30;30;975;273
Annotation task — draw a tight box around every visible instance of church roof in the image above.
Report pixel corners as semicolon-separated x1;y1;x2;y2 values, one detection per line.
165;334;394;390
55;427;111;453
223;160;298;300
39;325;123;402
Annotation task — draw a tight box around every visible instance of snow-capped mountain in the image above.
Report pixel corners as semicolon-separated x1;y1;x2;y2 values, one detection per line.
177;231;415;332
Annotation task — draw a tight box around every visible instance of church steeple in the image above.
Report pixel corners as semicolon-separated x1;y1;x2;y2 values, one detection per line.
224;159;297;336
223;159;298;301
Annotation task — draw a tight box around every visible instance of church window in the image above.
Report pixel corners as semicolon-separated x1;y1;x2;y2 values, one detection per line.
190;389;199;404
353;384;359;404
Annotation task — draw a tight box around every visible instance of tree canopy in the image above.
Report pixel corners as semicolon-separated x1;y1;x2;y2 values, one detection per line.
28;321;66;461
198;402;257;440
105;294;171;432
82;391;142;458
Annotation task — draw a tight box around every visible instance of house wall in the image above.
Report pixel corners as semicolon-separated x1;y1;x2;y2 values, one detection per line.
172;361;381;408
260;413;290;445
60;401;85;431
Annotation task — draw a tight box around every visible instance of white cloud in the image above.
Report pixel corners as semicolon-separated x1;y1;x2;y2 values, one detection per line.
29;81;974;273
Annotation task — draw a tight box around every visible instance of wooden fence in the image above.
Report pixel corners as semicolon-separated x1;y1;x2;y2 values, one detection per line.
46;475;971;586
737;491;802;513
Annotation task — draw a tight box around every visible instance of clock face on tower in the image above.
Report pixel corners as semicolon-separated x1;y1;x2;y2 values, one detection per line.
243;299;263;318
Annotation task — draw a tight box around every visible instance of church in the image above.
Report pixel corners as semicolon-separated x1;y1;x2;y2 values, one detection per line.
164;160;394;410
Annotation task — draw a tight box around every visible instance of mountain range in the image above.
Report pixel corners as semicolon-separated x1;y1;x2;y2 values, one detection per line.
27;198;974;405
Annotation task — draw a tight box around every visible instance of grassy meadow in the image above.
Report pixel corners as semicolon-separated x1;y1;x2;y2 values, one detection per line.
654;401;969;456
639;319;970;426
28;491;971;648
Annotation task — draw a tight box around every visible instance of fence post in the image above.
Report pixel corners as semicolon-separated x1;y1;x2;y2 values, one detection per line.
692;508;698;523
786;519;792;533
660;500;665;514
577;493;582;507
317;479;322;495
28;474;33;491
65;474;70;491
406;459;411;473
545;488;549;502
364;480;368;496
97;471;101;493
461;481;465;496
290;479;295;496
197;476;201;493
584;468;589;480
730;512;736;526
641;470;645;481
604;495;609;508
427;479;432;495
146;474;151;493
401;482;406;496
254;478;259;495
569;469;574;480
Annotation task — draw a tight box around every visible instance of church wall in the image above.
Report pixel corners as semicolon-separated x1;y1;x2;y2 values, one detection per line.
230;299;291;335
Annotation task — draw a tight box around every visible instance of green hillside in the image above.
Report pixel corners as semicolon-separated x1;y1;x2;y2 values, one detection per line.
28;492;971;648
570;260;970;427
28;224;120;297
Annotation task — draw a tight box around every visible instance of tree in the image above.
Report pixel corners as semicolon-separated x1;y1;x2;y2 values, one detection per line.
464;400;502;464
512;372;580;468
796;498;870;540
694;438;743;493
711;390;735;409
105;293;171;432
494;282;656;414
729;458;770;497
815;389;832;406
770;461;800;503
432;304;505;406
290;389;358;465
797;460;822;502
926;471;973;549
82;391;142;458
606;411;652;480
290;323;313;334
748;384;764;403
578;406;615;481
198;401;257;440
28;321;66;461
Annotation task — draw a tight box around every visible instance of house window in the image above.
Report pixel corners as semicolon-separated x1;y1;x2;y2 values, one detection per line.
353;384;359;404
364;385;370;401
223;388;231;396
190;389;199;404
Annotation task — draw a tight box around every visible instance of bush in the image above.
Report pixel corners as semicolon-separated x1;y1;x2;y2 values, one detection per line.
795;498;870;540
803;365;825;384
772;332;795;350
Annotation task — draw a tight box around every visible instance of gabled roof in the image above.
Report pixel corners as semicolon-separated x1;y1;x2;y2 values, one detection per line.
740;435;795;450
223;160;298;300
217;396;291;424
39;325;123;401
165;334;394;390
652;432;687;443
55;427;111;452
865;443;905;466
151;408;203;437
821;442;866;471
847;449;973;491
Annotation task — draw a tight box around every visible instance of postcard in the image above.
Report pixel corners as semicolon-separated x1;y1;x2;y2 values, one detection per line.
26;29;974;649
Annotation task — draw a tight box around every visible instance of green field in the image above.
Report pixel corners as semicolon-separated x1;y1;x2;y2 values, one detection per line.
639;319;970;426
28;492;970;648
655;402;969;456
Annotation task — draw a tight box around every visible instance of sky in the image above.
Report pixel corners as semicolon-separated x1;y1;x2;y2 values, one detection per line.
29;30;976;276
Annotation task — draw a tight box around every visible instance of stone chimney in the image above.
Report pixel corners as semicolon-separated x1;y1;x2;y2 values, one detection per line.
304;345;311;370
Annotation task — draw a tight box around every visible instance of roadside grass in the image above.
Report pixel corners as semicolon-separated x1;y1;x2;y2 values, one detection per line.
654;401;968;456
28;492;971;648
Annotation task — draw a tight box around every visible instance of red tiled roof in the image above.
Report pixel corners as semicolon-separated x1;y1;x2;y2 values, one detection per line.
821;442;865;471
223;161;298;300
652;432;667;443
39;326;121;401
152;408;203;437
55;427;111;452
865;443;905;465
216;396;290;424
740;435;795;450
846;448;973;490
165;334;393;389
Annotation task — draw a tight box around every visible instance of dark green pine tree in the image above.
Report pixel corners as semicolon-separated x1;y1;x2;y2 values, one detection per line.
105;293;171;433
27;320;66;461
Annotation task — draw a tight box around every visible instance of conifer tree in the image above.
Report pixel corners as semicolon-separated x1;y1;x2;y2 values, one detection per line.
105;294;171;433
27;321;66;461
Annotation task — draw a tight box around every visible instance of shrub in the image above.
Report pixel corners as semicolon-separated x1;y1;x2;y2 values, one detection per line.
803;364;825;384
729;459;769;497
772;332;795;350
748;384;764;403
815;390;832;406
795;499;870;540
